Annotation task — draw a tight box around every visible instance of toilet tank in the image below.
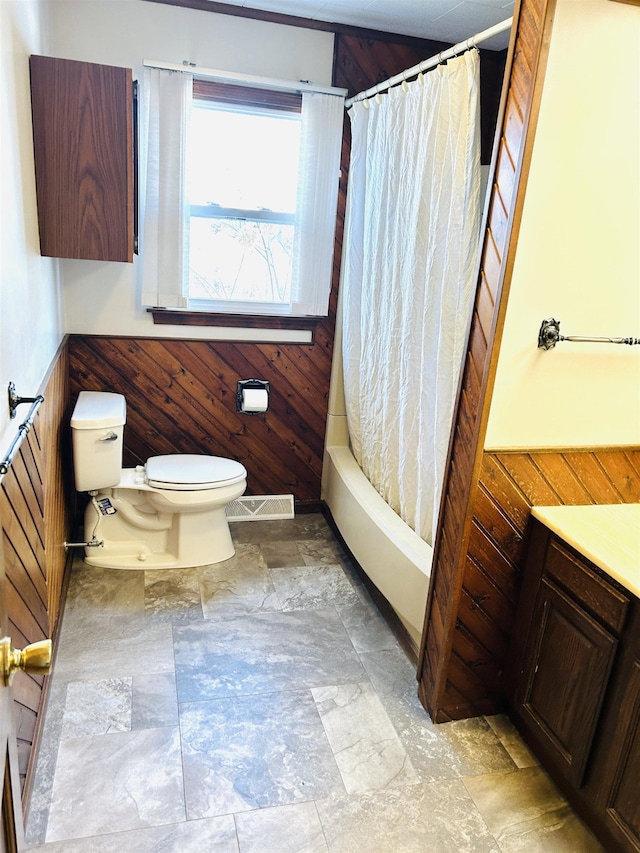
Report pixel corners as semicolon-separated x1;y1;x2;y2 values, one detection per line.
71;391;126;492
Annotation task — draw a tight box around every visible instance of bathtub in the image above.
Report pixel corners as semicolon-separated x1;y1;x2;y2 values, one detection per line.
322;272;433;648
322;439;432;649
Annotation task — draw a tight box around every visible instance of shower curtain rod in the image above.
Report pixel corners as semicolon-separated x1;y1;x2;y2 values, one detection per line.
345;16;513;108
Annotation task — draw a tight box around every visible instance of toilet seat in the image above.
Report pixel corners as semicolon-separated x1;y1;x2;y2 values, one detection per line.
146;455;247;491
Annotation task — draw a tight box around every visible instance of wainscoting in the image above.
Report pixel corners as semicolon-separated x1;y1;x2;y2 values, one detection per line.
0;342;71;799
68;336;332;503
423;447;640;722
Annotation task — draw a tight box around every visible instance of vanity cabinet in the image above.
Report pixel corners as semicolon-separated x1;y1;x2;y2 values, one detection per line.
29;55;134;262
509;513;640;853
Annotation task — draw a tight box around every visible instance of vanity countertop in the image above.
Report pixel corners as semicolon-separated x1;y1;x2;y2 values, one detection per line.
531;503;640;599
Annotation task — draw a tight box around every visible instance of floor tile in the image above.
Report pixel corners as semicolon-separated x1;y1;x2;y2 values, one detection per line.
485;714;538;769
316;779;500;853
313;682;418;795
144;568;202;621
230;515;331;545
260;541;305;568
131;671;179;729
24;681;68;846
464;766;605;852
45;727;185;842
60;678;132;739
270;564;361;611
199;544;281;617
60;564;144;630
180;690;344;819
297;539;344;566
173;609;366;702
361;647;516;781
28;815;238;852
54;618;175;683
337;603;399;654
235;801;328;853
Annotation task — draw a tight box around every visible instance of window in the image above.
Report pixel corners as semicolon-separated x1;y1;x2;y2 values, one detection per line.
140;66;345;320
189;83;301;313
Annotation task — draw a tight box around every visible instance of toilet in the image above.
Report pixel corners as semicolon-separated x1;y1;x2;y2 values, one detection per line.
70;391;247;568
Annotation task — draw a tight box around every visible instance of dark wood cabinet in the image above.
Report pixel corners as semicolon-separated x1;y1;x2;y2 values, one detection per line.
29;55;134;262
509;516;640;853
599;660;640;848
518;575;618;787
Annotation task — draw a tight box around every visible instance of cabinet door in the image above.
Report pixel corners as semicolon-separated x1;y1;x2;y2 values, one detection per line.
600;658;640;850
30;55;133;262
517;576;618;787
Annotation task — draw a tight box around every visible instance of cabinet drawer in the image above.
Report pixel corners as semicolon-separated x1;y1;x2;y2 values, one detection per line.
545;537;629;634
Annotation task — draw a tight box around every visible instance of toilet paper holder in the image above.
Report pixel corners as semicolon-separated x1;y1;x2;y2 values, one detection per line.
236;379;270;414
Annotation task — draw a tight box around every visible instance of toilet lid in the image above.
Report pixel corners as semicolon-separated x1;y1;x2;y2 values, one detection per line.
146;455;247;490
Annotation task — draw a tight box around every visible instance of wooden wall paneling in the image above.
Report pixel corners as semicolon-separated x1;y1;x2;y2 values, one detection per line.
429;447;640;722
335;34;507;165
69;336;327;502
0;435;48;796
417;0;558;722
596;450;640;501
42;343;72;629
0;341;71;803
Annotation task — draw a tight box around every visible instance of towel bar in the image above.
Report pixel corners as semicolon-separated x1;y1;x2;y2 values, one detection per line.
538;318;640;350
0;388;44;481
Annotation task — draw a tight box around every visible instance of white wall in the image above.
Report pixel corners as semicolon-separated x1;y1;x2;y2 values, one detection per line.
0;0;63;460
486;0;640;449
48;0;335;341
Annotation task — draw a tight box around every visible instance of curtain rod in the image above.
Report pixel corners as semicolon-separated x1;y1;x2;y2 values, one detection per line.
142;59;347;98
345;17;513;108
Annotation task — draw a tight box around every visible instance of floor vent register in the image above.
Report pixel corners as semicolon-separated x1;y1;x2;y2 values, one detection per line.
225;494;295;522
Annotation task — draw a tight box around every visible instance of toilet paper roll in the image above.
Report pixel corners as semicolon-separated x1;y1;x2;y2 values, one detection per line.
241;387;269;413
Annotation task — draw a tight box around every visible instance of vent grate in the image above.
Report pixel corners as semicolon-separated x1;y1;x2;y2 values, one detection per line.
225;494;295;522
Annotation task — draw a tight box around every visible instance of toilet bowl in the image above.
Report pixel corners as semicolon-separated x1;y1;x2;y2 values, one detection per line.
71;391;247;569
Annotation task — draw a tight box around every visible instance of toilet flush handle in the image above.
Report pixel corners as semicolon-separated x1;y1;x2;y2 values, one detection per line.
99;432;118;442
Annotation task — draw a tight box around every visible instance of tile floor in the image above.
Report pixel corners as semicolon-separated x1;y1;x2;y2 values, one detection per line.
25;514;604;852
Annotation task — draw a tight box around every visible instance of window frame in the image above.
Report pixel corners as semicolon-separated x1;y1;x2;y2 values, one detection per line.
185;80;304;317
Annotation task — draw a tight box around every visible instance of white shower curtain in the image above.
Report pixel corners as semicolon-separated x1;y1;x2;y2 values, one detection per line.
342;50;482;547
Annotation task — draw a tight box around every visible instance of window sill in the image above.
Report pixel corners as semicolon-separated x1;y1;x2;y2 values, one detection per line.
148;308;320;344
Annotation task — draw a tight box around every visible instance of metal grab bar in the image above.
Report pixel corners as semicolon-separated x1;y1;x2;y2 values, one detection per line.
0;394;44;482
538;318;640;350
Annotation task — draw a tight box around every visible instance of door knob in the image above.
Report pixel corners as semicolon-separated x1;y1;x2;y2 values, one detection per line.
1;637;52;686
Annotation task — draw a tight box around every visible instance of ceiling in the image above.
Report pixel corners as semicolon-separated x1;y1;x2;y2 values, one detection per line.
204;0;515;49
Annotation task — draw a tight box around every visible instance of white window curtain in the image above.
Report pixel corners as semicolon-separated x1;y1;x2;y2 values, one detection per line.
140;67;192;308
140;69;344;316
342;50;482;547
290;91;344;315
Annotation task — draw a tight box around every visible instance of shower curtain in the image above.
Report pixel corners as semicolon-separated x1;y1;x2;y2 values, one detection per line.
342;50;482;547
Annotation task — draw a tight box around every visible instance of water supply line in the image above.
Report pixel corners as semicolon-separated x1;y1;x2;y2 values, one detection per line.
63;496;104;551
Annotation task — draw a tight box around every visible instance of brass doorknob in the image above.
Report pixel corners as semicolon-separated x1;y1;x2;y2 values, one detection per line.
1;637;52;686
